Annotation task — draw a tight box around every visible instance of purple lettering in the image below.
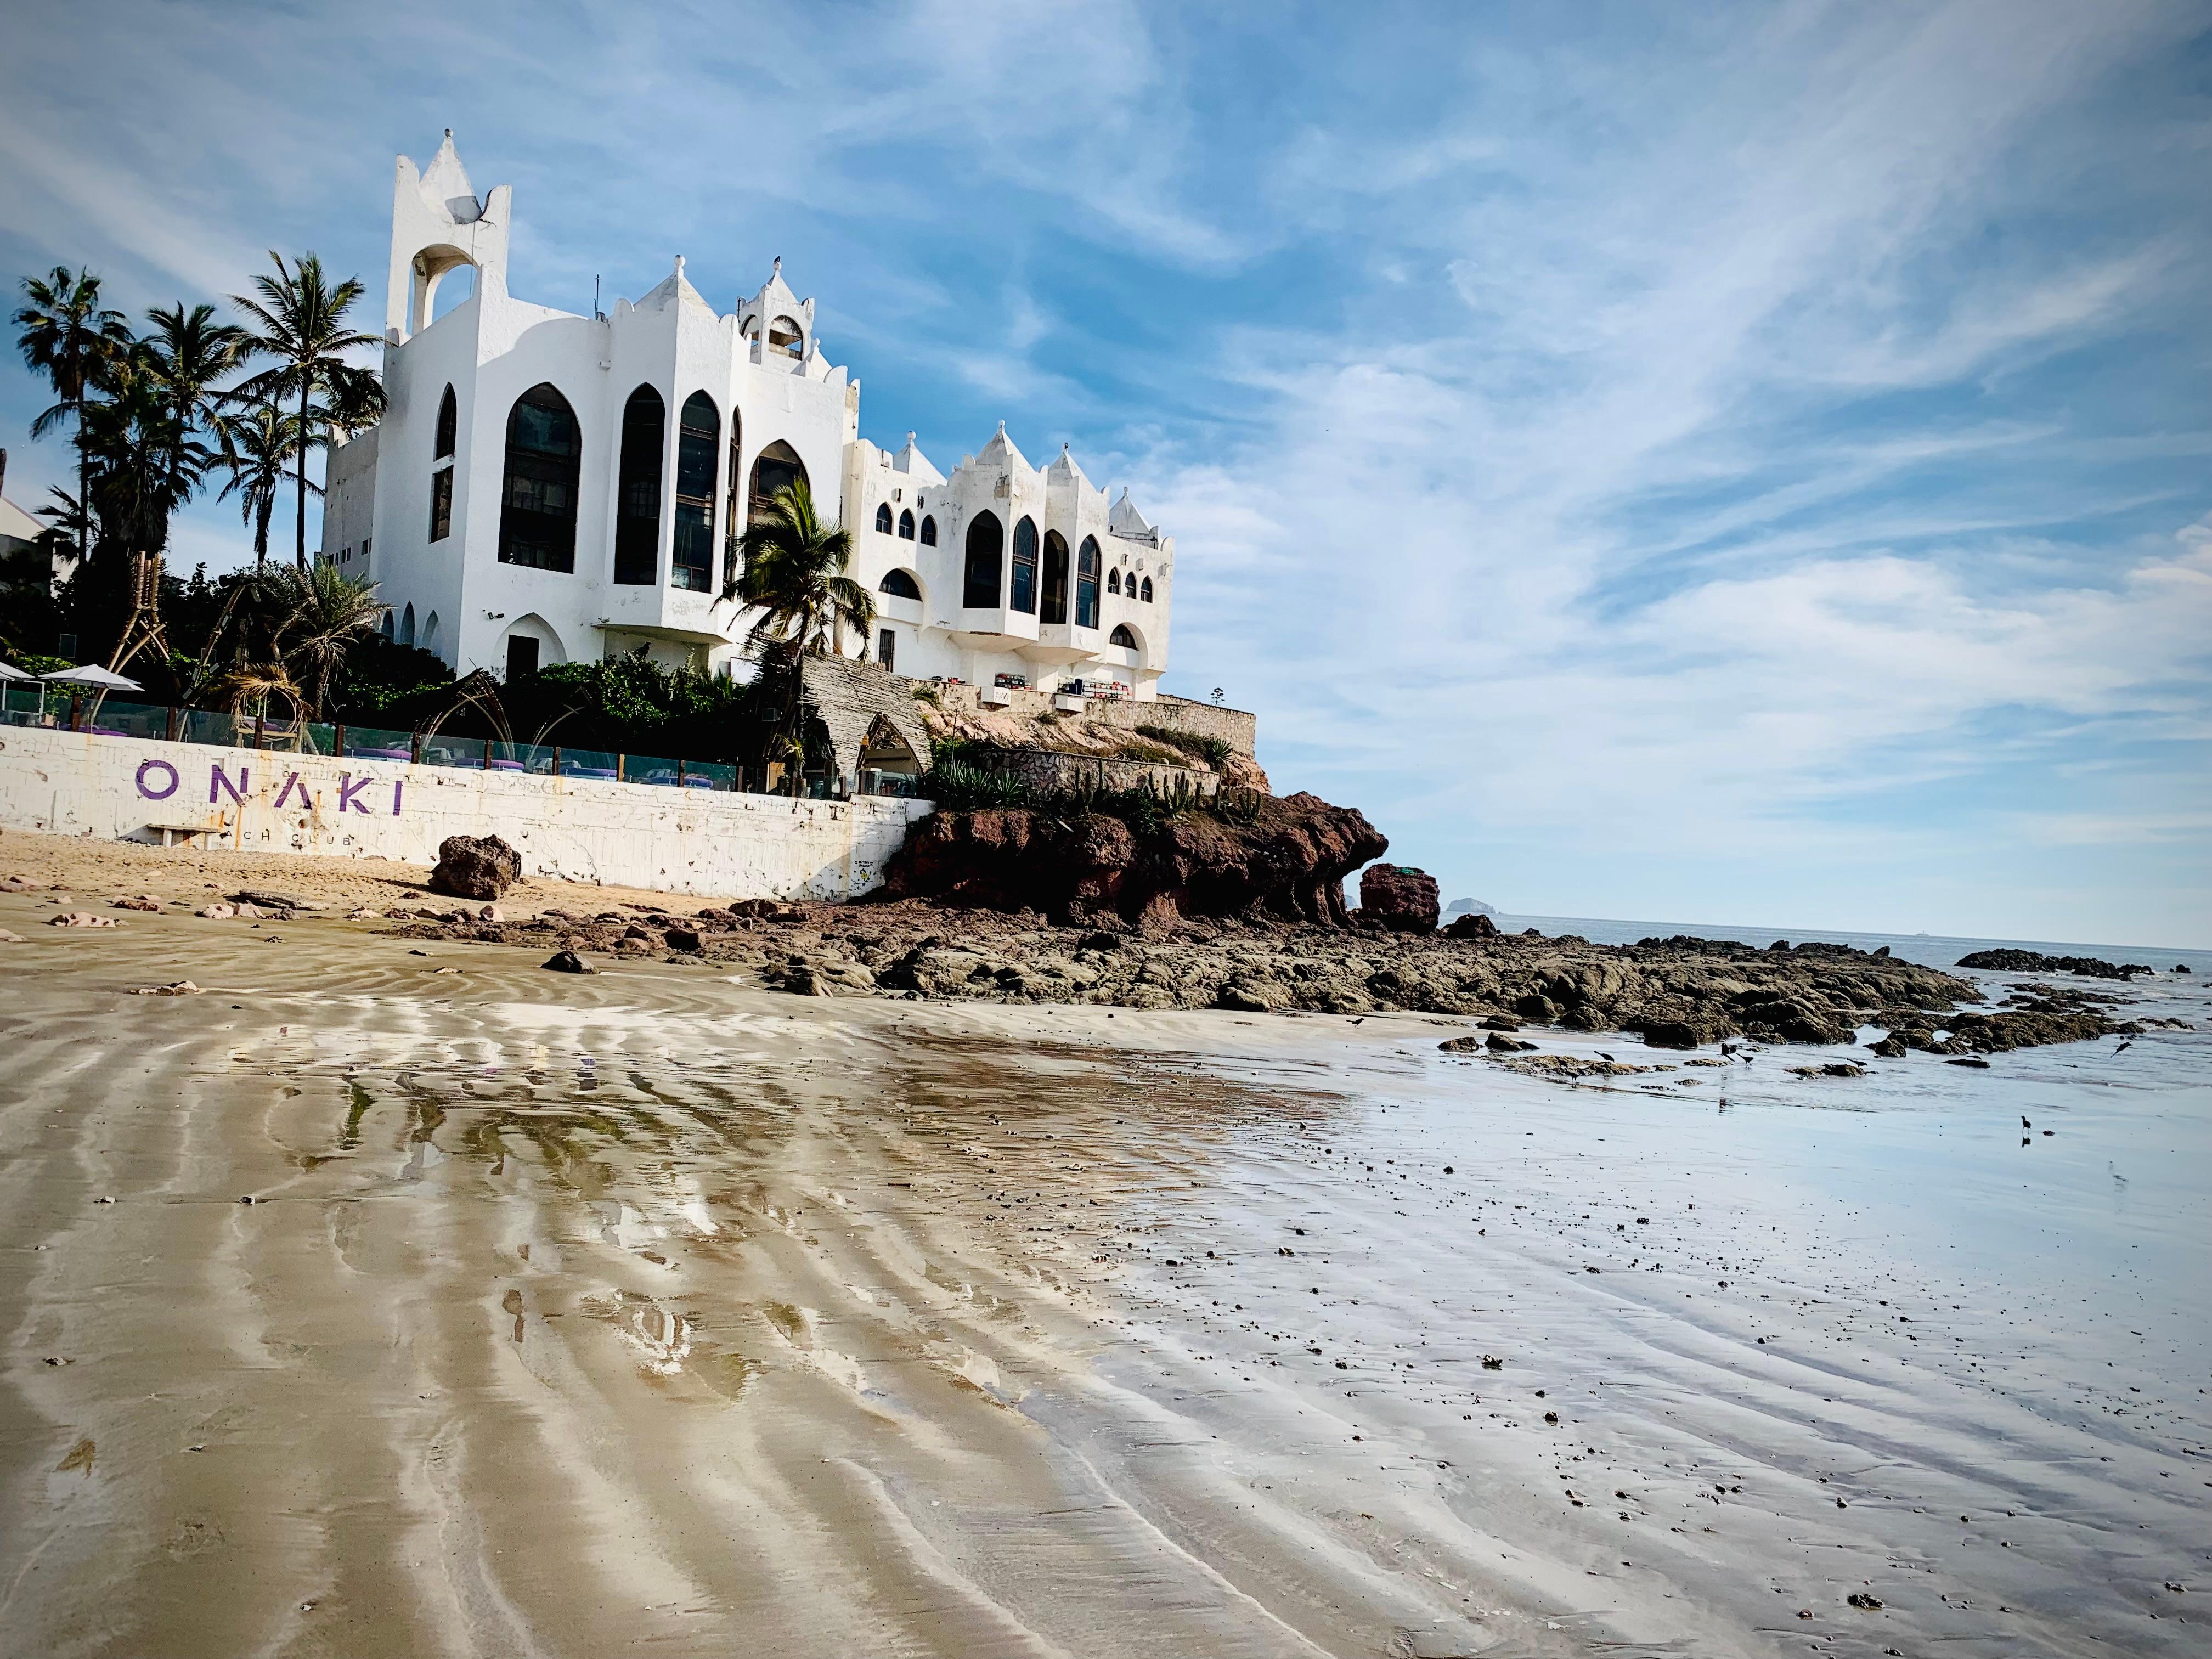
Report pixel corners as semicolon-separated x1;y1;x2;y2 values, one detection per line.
391;779;404;816
210;763;249;805
135;759;180;801
337;774;374;814
273;772;311;810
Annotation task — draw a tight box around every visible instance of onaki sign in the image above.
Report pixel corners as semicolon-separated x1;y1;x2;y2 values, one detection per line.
133;757;405;816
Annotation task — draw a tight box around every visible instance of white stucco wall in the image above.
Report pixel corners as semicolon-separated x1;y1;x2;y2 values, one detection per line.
0;726;930;900
340;134;1179;698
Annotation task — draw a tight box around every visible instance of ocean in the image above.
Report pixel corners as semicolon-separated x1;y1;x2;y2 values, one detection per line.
1491;912;2212;976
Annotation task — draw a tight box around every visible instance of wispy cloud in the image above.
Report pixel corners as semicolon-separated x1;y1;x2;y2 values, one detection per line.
1;0;2206;941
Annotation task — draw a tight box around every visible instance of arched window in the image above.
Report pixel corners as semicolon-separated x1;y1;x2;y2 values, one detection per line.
919;515;938;546
898;509;915;539
879;568;921;600
963;511;1003;609
400;602;416;647
434;385;457;459
1110;624;1138;649
428;461;454;543
422;611;440;651
1075;535;1101;629
613;383;665;585
380;609;395;641
768;315;804;360
498;383;580;572
749;439;808;516
1139;576;1153;602
672;391;718;591
1107;568;1122;596
722;414;744;589
1011;516;1038;614
875;502;893;534
1041;531;1069;624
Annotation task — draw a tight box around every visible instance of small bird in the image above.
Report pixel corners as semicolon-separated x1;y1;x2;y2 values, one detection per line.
1350;1017;1365;1025
1598;1052;1615;1062
2114;1040;2133;1054
2022;1116;2031;1128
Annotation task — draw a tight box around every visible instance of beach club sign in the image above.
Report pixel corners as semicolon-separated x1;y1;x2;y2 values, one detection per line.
132;756;406;816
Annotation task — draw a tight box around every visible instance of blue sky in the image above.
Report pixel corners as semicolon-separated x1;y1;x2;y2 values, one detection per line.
4;1;2208;946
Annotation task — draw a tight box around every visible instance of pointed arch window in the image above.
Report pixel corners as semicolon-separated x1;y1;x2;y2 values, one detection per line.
749;439;808;517
1041;531;1069;624
428;383;459;542
1011;516;1038;613
722;413;744;589
400;602;416;646
1075;535;1101;629
498;383;580;572
672;391;718;591
876;502;894;534
1107;568;1122;596
919;514;938;546
1139;576;1153;602
613;384;665;585
879;568;921;600
963;511;1004;608
898;509;915;539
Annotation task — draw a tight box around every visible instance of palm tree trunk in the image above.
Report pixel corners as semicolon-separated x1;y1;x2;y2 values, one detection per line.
255;493;272;567
74;397;89;565
295;377;309;570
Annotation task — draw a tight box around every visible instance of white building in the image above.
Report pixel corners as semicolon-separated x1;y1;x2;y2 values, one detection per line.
324;134;1174;698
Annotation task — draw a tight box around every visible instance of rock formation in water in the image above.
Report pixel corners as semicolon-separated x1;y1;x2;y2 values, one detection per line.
1955;948;2151;979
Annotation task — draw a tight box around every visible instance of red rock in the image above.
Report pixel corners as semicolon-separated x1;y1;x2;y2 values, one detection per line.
1358;864;1440;934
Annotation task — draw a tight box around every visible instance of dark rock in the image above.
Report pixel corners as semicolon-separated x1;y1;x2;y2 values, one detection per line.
1639;1017;1731;1050
2176;964;2193;974
1867;1034;1909;1058
663;926;703;953
1513;993;1560;1022
1357;864;1440;934
879;791;1386;929
1944;1056;1992;1068
1443;911;1499;939
541;950;591;974
1955;948;2150;979
1439;1035;1488;1052
1484;1032;1521;1052
1788;1062;1866;1078
428;834;522;901
1479;1015;1522;1031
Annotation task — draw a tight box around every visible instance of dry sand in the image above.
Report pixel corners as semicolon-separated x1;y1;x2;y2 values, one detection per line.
1;834;2204;1656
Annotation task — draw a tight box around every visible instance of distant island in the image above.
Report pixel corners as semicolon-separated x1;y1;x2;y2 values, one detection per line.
1444;898;1499;918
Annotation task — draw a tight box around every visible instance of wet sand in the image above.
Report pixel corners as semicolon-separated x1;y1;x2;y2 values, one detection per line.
1;892;2204;1656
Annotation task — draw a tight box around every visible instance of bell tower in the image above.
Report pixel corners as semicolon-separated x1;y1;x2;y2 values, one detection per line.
385;131;510;342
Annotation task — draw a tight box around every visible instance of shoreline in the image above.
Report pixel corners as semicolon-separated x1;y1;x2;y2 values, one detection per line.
0;879;2204;1655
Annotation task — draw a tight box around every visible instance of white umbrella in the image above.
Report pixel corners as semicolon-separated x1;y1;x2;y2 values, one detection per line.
0;662;35;681
42;664;143;692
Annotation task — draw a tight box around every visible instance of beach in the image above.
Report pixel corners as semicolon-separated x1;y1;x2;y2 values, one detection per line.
1;843;2205;1657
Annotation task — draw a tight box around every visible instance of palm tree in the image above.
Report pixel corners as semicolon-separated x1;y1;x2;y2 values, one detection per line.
143;302;245;441
725;478;874;656
725;479;872;793
217;399;309;567
229;252;385;568
12;267;129;564
268;560;383;719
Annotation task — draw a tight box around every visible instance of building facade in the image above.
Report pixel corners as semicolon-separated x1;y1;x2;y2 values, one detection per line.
324;135;1174;698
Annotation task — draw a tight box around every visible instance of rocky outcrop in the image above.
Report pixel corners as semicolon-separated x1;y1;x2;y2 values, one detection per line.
1443;911;1499;940
428;834;522;901
878;792;1387;929
1955;948;2151;979
1358;865;1440;934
